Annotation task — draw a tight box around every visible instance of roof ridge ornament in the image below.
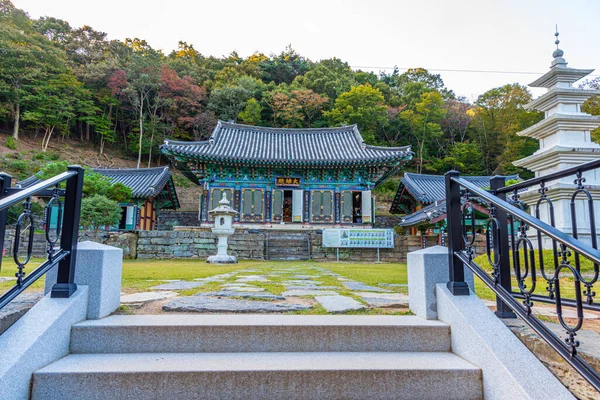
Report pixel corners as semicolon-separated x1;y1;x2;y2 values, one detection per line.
551;26;567;68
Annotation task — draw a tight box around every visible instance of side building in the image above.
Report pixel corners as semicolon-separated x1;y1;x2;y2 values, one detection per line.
161;121;412;227
17;166;179;231
390;172;518;238
94;167;179;230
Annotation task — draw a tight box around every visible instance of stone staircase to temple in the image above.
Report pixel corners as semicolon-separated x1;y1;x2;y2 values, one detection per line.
30;315;483;399
266;231;311;260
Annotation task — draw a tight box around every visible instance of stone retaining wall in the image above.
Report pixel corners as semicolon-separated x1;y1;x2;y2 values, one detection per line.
157;211;199;230
135;230;265;260
2;229;487;263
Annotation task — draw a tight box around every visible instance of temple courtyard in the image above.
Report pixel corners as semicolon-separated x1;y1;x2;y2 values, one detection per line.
2;258;600;320
118;260;410;315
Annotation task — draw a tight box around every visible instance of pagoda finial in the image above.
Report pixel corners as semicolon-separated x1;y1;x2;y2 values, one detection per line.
551;26;566;67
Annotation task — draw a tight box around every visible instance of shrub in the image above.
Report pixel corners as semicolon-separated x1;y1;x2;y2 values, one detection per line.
6;136;17;150
80;195;122;233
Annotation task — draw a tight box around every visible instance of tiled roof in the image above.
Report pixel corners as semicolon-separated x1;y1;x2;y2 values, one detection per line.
94;167;170;198
398;200;447;227
161;120;412;166
389;173;519;214
15;174;43;189
16;167;180;209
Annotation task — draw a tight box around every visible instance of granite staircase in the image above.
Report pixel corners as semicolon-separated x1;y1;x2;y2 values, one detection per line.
31;315;483;400
266;231;311;260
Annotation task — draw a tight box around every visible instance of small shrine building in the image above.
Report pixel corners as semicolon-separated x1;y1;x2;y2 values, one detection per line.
389;172;518;237
18;166;180;231
161;121;412;226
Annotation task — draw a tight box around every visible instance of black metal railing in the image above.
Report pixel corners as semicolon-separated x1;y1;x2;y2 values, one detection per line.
445;159;600;392
0;166;84;311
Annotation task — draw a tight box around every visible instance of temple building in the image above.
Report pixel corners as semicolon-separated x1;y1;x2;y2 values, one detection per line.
513;31;600;246
161;121;412;226
390;172;518;237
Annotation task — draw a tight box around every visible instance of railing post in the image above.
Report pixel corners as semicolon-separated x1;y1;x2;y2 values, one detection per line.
490;176;517;318
0;173;12;271
445;170;470;295
51;166;84;298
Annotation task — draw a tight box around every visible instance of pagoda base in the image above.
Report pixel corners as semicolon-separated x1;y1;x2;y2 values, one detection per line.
518;183;600;249
206;254;238;264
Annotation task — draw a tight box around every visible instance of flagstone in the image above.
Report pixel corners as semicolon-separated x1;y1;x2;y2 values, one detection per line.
315;295;366;313
121;291;179;304
221;286;265;292
342;281;392;292
284;286;340;290
198;291;285;300
151;281;206;290
282;289;338;297
354;292;409;308
163;296;311;313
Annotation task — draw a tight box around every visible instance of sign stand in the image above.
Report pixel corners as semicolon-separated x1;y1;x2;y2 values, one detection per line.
377;248;380;263
336;248;339;262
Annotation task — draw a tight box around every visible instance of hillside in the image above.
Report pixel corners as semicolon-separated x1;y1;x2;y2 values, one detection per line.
0;132;200;211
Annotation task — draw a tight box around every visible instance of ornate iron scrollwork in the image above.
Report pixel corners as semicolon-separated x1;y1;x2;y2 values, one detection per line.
570;170;598;306
555;244;583;357
486;202;501;285
44;185;63;260
461;191;476;261
535;181;558;300
13;197;34;286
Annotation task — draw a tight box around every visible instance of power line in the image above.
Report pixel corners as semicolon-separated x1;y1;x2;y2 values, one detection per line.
349;65;600;78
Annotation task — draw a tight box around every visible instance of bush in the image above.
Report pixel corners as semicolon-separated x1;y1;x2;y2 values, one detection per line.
80;195;122;233
6;136;17;150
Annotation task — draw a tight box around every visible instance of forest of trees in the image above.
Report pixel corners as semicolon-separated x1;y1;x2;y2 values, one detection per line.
1;0;599;177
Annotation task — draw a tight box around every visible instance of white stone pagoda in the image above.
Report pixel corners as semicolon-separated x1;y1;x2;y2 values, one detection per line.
513;30;600;246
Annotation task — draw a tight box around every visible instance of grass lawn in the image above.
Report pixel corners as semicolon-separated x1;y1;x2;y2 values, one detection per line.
472;251;590;301
2;255;583;305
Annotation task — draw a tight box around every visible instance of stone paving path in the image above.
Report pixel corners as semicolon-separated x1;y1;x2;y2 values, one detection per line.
120;263;410;315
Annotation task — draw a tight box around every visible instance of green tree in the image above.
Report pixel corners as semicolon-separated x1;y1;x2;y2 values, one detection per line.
293;58;355;103
470;83;542;175
324;84;387;143
580;78;600;142
400;91;446;173
38;162;132;203
207;85;252;121
386;68;455;110
22;73;93;151
238;98;263;125
80;194;121;233
259;45;310;84
0;21;66;141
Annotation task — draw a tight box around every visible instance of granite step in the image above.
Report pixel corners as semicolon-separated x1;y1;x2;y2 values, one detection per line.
69;315;452;354
32;352;482;400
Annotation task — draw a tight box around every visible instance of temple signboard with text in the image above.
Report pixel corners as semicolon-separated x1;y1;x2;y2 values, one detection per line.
322;228;394;248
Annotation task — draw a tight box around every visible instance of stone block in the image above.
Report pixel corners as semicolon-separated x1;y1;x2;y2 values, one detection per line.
407;246;474;320
45;241;123;320
193;238;214;244
150;238;172;245
436;284;573;399
0;287;88;400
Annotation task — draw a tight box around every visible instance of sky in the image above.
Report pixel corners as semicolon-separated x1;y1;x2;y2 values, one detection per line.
13;0;600;100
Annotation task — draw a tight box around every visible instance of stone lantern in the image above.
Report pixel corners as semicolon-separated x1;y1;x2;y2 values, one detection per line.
207;192;238;264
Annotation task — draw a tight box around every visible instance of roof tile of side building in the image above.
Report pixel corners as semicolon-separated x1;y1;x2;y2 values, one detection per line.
94;167;172;198
161;120;412;165
389;172;519;214
398;199;447;227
